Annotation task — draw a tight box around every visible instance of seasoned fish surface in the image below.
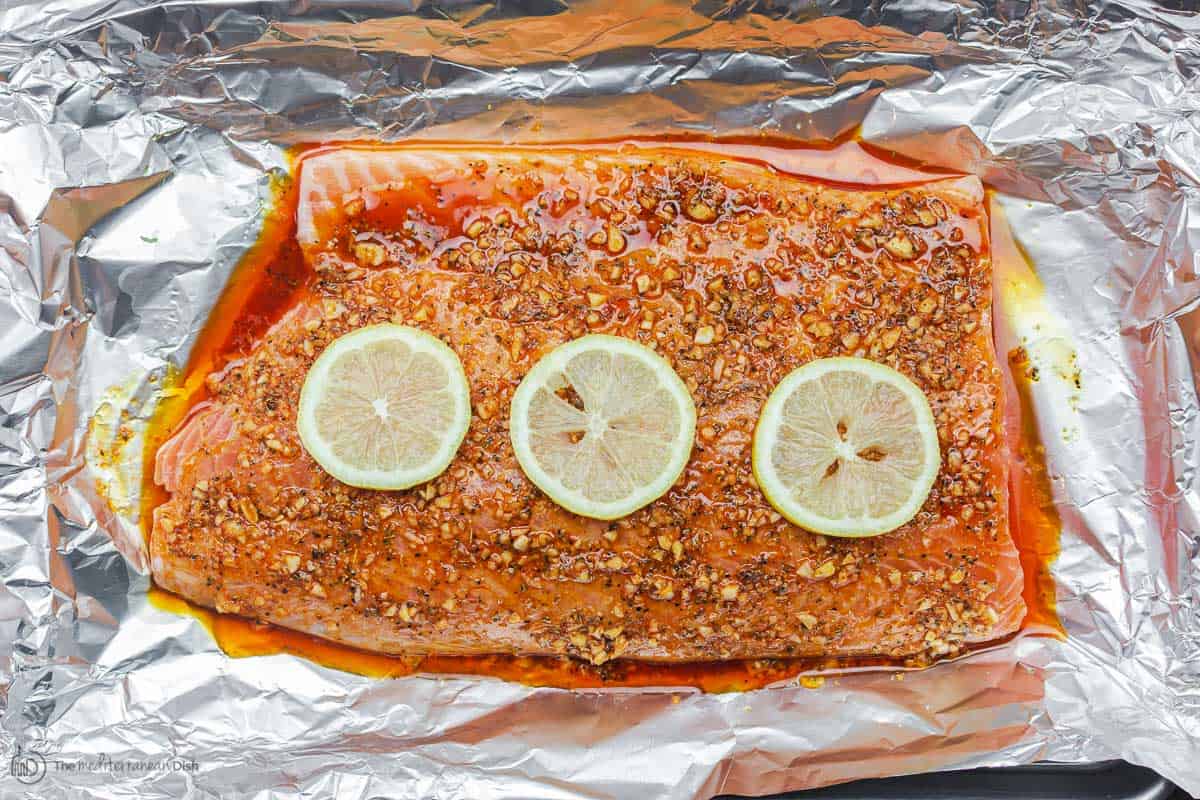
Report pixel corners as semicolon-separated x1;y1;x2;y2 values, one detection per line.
152;146;1025;665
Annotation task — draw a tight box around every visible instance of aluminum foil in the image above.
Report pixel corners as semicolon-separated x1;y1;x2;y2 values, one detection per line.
2;1;1199;797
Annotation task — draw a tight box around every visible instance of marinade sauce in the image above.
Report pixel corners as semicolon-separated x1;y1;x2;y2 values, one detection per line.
142;136;1062;691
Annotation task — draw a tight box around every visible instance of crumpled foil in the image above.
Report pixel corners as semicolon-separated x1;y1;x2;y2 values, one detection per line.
2;1;1199;797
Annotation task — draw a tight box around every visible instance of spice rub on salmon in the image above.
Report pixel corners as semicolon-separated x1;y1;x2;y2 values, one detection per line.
151;146;1025;666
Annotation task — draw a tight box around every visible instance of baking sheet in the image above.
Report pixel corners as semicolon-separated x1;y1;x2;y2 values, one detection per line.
1;1;1199;797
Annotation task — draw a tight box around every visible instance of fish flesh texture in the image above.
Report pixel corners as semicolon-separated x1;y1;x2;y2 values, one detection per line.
151;146;1025;665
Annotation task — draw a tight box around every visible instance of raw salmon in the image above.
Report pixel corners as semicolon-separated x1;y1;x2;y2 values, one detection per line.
151;145;1025;665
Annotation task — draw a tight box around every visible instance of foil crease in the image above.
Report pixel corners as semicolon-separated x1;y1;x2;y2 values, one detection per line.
2;1;1199;797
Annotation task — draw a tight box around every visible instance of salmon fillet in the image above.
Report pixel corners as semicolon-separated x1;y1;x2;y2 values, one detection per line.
151;146;1025;665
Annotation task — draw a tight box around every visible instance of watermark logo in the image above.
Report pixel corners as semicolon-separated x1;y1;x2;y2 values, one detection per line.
10;751;47;785
3;747;199;785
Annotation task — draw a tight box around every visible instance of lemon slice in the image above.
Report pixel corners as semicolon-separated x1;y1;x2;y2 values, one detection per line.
297;324;471;490
752;357;940;537
510;334;696;520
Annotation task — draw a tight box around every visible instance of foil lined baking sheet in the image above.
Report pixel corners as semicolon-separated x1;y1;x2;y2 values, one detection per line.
2;1;1199;797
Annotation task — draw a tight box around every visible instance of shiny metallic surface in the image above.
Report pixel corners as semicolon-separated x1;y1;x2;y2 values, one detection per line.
1;1;1198;797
